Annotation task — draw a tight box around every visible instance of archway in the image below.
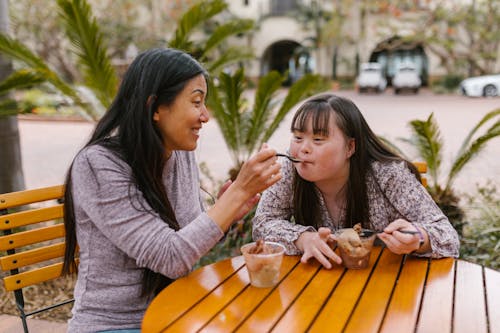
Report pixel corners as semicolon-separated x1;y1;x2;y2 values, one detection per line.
369;36;429;86
261;40;313;86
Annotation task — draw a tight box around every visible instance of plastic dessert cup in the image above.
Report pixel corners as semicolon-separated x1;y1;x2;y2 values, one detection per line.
335;229;377;269
240;241;286;288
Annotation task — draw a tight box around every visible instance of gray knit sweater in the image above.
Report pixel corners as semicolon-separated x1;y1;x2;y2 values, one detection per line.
67;145;224;332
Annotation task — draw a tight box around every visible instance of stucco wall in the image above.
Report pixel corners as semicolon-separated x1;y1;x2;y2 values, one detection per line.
228;1;498;80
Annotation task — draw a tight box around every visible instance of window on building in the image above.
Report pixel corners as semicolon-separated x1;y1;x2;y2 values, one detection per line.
270;0;298;15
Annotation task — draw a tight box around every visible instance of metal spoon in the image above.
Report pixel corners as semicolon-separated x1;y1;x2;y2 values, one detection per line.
359;229;376;237
276;153;302;163
396;229;420;235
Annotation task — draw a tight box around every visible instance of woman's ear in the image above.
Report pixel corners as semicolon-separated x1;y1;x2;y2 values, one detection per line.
152;104;170;123
347;138;355;158
153;110;160;122
148;95;160;122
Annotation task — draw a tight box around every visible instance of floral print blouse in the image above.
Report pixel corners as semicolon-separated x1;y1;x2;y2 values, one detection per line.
252;158;459;258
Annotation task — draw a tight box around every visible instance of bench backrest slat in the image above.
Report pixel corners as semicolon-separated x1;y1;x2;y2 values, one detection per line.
413;161;428;186
0;185;64;210
0;242;65;271
0;205;64;230
413;161;427;173
0;223;65;251
3;259;78;292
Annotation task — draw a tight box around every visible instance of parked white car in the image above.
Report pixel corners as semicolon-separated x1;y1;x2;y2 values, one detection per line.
460;74;500;97
356;63;387;93
392;64;421;94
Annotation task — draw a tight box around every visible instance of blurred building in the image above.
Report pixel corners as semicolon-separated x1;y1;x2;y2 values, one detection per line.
227;0;499;85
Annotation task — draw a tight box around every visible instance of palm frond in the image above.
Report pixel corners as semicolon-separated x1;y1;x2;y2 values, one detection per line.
169;0;228;51
0;69;47;94
446;118;500;189
378;136;409;158
456;108;500;157
245;71;283;154
481;227;500;235
206;47;253;74
57;0;117;109
0;32;94;119
408;113;443;187
263;74;327;142
0;33;51;70
222;70;246;153
207;70;246;165
201;19;254;58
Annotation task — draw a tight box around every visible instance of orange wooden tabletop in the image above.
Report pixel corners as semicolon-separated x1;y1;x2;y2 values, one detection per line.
142;247;500;333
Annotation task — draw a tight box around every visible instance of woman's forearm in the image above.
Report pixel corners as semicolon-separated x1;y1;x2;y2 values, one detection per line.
206;184;250;232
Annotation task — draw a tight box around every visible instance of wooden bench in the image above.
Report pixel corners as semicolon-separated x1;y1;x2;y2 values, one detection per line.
0;185;76;333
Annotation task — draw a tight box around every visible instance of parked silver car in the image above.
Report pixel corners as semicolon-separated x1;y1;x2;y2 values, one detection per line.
460;74;500;97
392;64;421;94
356;63;387;93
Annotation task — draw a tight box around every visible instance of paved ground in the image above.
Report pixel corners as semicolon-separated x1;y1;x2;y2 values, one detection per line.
0;314;67;333
18;89;500;195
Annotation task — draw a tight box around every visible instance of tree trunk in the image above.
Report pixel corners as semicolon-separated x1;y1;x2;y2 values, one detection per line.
0;0;25;193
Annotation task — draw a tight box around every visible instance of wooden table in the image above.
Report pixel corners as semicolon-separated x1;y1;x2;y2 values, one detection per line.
142;246;500;333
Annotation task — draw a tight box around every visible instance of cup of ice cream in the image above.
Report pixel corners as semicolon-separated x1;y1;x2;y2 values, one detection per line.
240;240;286;288
334;224;376;269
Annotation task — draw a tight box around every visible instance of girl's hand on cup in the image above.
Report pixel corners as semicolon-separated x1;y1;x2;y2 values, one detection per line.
295;227;342;269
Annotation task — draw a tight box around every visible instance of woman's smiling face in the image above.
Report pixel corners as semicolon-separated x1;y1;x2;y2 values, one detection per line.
153;74;209;157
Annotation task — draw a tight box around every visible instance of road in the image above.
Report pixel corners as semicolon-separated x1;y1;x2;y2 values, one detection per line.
18;89;499;196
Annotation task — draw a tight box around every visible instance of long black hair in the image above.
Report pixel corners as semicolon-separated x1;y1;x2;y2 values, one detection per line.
62;48;208;297
291;93;420;230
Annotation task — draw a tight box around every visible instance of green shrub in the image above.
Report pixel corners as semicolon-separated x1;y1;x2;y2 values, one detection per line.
430;84;450;95
16;88;76;115
335;76;355;90
460;182;499;270
442;74;464;90
431;74;464;93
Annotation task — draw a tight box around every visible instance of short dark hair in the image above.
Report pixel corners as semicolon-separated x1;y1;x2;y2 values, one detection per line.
63;48;208;297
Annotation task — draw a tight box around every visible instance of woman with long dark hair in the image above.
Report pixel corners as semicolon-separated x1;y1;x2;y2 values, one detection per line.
253;93;458;268
62;48;282;332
